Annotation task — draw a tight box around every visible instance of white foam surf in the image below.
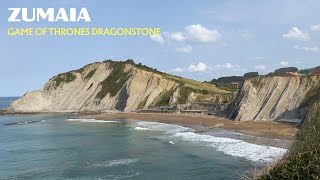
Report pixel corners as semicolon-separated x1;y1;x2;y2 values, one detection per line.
134;126;151;131
173;132;287;163
131;121;287;163
92;158;139;168
132;121;194;133
67;119;119;123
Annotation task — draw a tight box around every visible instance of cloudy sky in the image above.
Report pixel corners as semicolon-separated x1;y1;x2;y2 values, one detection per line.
1;0;320;96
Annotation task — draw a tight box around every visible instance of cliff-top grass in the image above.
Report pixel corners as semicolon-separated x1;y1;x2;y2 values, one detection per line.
164;74;231;95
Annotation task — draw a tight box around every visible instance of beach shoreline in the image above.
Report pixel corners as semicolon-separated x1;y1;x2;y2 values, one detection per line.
78;112;298;140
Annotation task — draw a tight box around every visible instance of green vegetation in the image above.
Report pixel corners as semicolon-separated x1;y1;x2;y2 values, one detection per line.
300;82;320;109
259;101;320;179
266;72;276;77
90;59;231;103
250;78;262;88
95;61;131;100
165;74;230;95
244;72;259;79
177;86;192;104
154;89;174;107
137;95;149;109
274;67;298;76
84;69;96;80
211;76;244;85
299;66;320;75
211;83;238;92
52;72;76;89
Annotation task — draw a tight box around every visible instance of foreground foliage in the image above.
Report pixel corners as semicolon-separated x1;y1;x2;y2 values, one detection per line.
259;102;320;179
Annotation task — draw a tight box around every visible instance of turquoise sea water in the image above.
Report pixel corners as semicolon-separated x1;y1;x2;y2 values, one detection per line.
0;97;290;179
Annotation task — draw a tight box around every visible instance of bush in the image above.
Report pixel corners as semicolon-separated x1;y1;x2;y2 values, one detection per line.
300;83;320;109
137;95;149;109
244;72;259;79
177;86;192;104
52;72;76;89
259;102;320;179
84;69;96;80
154;90;174;107
250;78;262;88
95;62;131;100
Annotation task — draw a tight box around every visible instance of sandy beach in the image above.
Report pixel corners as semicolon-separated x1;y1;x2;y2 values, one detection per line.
79;112;298;140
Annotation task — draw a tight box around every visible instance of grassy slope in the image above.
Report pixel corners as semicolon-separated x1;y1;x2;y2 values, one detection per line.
259;101;320;179
164;74;231;95
47;60;231;106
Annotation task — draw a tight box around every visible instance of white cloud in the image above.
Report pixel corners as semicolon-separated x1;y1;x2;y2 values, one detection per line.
293;45;319;53
176;45;192;53
255;64;267;70
282;27;310;41
150;34;165;44
185;24;221;43
280;61;289;66
214;63;240;69
310;24;320;32
188;62;208;72
172;67;184;72
170;32;186;42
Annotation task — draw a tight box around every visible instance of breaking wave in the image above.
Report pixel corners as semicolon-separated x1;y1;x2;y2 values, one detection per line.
134;127;151;131
67;119;119;123
131;121;287;164
91;158;139;168
173;132;287;163
132;121;194;133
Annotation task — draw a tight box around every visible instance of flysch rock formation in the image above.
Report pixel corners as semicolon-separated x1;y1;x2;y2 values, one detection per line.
228;75;320;121
10;60;230;112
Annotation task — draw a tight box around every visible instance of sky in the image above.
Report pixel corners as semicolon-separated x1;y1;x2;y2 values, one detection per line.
0;0;320;96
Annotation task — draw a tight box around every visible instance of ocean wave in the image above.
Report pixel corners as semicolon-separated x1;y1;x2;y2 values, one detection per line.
67;119;119;123
172;132;287;163
134;127;151;131
4;120;41;126
131;121;286;163
132;121;194;133
92;158;139;168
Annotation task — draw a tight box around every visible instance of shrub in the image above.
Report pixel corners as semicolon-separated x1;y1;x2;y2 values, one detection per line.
250;78;262;88
244;72;259;79
300;83;320;109
95;62;131;100
154;90;174;107
84;69;96;80
137;95;149;109
52;72;76;89
259;102;320;179
177;86;192;104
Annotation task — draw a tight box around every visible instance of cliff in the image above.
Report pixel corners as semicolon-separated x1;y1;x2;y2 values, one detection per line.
228;75;320;121
10;60;231;112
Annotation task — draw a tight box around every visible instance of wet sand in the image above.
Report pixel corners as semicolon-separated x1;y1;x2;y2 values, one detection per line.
79;112;298;140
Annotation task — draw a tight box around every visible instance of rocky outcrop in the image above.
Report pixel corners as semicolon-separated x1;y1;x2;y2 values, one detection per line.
10;60;230;112
228;76;320;121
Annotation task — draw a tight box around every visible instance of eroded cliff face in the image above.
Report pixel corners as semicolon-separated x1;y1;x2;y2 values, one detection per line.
228;76;320;121
10;61;229;112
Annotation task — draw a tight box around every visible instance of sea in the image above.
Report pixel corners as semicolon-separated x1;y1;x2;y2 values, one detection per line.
0;97;291;179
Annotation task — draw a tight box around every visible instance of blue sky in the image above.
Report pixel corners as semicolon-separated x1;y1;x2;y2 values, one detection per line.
0;0;319;96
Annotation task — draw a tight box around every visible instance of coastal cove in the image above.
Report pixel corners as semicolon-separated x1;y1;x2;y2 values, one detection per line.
80;112;298;140
0;113;292;179
0;97;293;179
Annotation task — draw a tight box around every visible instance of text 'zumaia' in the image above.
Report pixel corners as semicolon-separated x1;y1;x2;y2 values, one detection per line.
8;8;91;22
